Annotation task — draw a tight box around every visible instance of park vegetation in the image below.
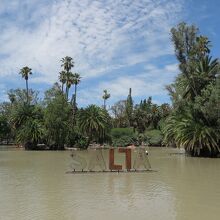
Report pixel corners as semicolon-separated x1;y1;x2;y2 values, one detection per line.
0;22;219;157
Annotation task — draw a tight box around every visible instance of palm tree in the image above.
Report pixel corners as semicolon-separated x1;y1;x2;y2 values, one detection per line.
10;104;43;129
61;56;74;100
195;56;219;89
19;66;32;104
61;56;74;72
102;89;110;110
17;119;45;150
72;73;81;109
78;105;111;145
163;113;220;156
66;72;74;100
59;71;67;93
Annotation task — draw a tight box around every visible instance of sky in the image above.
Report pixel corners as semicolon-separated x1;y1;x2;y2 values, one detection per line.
0;0;219;107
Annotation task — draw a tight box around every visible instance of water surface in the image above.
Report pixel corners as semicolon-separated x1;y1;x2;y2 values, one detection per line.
0;147;220;220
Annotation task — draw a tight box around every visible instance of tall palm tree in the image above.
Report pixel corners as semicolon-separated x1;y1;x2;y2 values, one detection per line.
102;90;110;110
66;72;74;100
61;56;74;72
59;70;67;93
61;56;74;100
19;66;32;104
73;73;81;109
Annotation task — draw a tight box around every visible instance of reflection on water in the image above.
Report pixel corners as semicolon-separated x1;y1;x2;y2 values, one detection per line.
0;147;220;220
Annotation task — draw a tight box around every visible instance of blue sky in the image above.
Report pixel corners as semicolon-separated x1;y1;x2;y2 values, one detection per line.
0;0;219;107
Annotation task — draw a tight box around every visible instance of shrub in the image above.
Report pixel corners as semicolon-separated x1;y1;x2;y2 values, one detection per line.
74;137;88;149
144;129;163;146
112;135;137;147
111;127;134;139
111;127;137;147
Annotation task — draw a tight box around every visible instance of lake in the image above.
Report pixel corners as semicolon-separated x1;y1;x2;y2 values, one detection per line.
0;147;220;220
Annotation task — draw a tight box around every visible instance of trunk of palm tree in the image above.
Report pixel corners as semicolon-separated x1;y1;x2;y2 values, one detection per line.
66;86;69;100
103;99;106;110
71;84;77;123
61;83;64;93
74;84;77;109
26;79;29;104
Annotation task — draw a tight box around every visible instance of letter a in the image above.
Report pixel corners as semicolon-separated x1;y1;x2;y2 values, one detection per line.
88;149;106;171
133;148;151;170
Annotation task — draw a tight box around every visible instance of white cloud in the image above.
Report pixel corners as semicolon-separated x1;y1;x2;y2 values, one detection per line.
0;0;181;75
77;63;178;106
0;0;184;103
0;84;7;102
164;63;179;73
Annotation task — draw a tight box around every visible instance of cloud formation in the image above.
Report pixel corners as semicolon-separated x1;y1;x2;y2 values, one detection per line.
0;0;184;105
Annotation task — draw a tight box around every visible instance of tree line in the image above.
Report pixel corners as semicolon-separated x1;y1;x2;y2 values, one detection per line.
0;22;219;157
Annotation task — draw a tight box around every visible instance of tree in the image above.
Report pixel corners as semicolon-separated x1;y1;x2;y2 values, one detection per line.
78;105;111;145
60;56;74;100
16;119;45;150
19;66;32;104
102;89;110;110
10;104;43;129
72;73;81;110
110;100;127;127
0;114;11;144
59;71;67;93
163;22;220;156
125;88;133;126
65;72;74;100
9;103;44;149
8;89;39;105
163;112;220;156
44;83;62;105
133;97;170;132
170;22;213;101
61;56;74;72
44;94;71;149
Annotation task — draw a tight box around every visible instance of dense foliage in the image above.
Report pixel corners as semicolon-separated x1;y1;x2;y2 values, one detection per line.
77;105;111;145
163;22;220;157
0;23;219;157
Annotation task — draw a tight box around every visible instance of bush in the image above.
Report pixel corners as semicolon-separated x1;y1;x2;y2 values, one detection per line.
74;137;88;149
144;129;163;146
111;127;134;139
111;127;137;147
112;135;137;147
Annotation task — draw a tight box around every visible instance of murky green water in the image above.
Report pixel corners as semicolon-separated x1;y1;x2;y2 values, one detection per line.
0;147;220;220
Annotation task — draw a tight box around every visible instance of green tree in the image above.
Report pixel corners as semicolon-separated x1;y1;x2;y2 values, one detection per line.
163;112;220;156
59;70;67;93
163;22;220;156
8;89;39;105
111;100;127;127
61;56;74;72
125;88;133;126
65;72;74;100
16;119;45;150
44;94;71;149
0;114;11;144
61;56;74;100
78;105;111;145
102;89;110;110
19;66;32;104
9;103;44;149
44;83;62;105
72;73;81;110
